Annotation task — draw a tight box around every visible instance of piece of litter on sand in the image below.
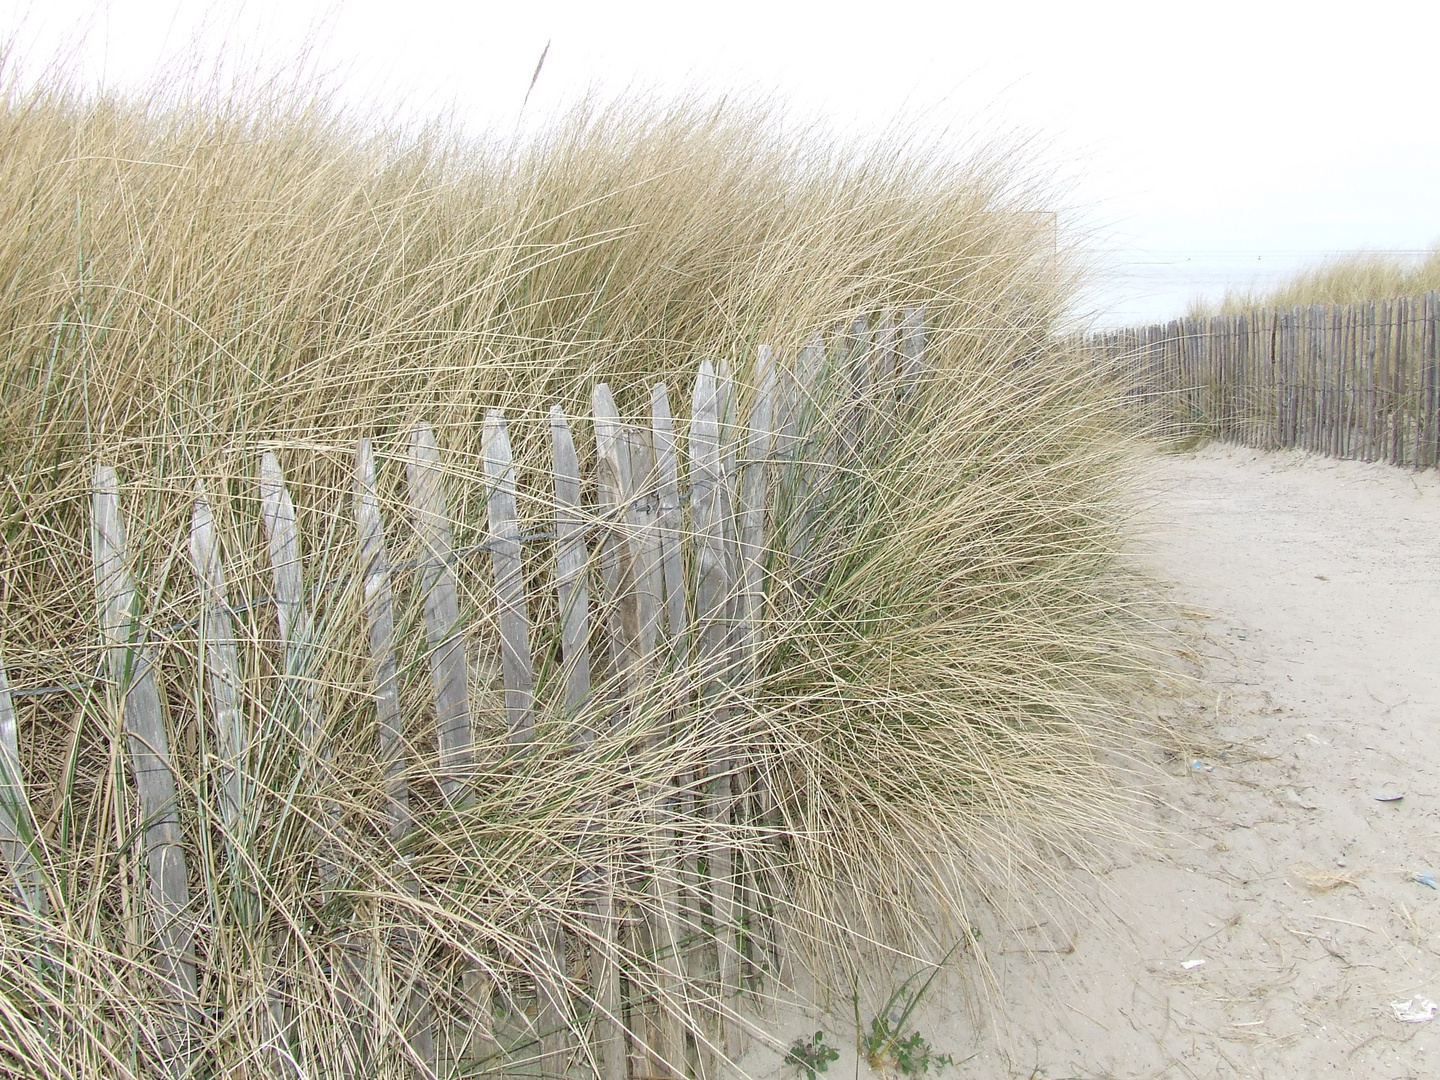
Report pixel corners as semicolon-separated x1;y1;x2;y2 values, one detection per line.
1414;872;1438;890
1391;997;1437;1023
1285;789;1319;810
1191;760;1214;773
1180;958;1205;970
1372;790;1405;802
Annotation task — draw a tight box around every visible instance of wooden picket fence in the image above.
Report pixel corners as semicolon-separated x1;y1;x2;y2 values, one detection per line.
0;310;927;1079
1094;289;1440;467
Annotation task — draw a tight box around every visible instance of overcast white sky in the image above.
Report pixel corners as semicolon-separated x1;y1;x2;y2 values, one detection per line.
7;0;1440;325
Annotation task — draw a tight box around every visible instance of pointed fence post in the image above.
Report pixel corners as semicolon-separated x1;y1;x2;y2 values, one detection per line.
187;496;254;919
625;427;665;667
620;419;688;1078
843;315;872;451
873;312;897;387
551;406;593;731
0;652;45;919
92;466;200;1075
483;411;567;1076
593;383;641;684
190;524;300;1075
733;346;781;1012
407;424;474;807
260;452;368;1074
590;384;638;1080
871;312;900;441
735;346;776;679
899;307;926;395
482;411;537;747
651;385;687;649
258;454;320;743
354;438;446;1077
688;361;741;1059
786;332;834;569
647;382;697;1078
259;453;349;888
354;439;410;843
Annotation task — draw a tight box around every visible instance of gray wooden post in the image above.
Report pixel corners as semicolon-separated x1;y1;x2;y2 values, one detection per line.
735;345;776;679
92;466;200;1073
354;440;409;841
786;332;832;566
355;437;444;1075
651;384;687;648
688;361;740;1057
484;411;566;1070
259;452;348;893
187;496;253;915
593;383;641;683
258;454;320;746
407;424;474;806
625;426;665;667
482;411;537;747
550;406;593;730
0;651;45;918
648;382;698;1074
899;307;926;394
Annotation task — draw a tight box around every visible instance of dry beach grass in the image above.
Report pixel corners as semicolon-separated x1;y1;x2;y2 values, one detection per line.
0;59;1151;1077
1199;246;1440;315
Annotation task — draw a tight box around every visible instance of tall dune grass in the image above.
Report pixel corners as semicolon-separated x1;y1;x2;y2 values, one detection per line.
0;63;1145;1078
1198;246;1440;315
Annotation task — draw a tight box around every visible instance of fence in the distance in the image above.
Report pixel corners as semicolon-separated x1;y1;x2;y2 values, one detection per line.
1094;289;1440;467
0;310;927;1079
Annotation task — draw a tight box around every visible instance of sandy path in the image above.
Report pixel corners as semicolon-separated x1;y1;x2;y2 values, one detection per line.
744;443;1440;1079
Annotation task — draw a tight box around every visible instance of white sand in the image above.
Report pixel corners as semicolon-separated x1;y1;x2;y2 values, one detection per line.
743;443;1440;1079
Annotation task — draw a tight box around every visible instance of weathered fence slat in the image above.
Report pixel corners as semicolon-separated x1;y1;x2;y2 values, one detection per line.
593;383;641;684
259;453;352;891
843;316;872;451
483;411;537;747
529;914;570;1078
407;424;474;806
355;438;445;1071
786;333;832;566
92;466;200;1070
259;453;321;745
550;405;593;727
873;311;897;386
594;876;627;1080
733;344;781;1048
485;410;567;1076
619;415;687;1076
626;426;665;667
645;381;696;1077
187;497;252;905
688;360;740;1057
899;306;926;394
590;383;642;1080
0;652;45;917
689;362;731;699
650;384;687;646
735;345;777;678
358;439;446;1075
354;440;409;841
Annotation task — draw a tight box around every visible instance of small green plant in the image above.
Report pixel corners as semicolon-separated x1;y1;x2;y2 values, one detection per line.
853;944;962;1080
860;1020;955;1080
785;1030;841;1080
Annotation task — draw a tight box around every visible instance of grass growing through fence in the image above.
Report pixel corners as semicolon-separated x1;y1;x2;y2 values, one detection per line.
0;54;1147;1078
